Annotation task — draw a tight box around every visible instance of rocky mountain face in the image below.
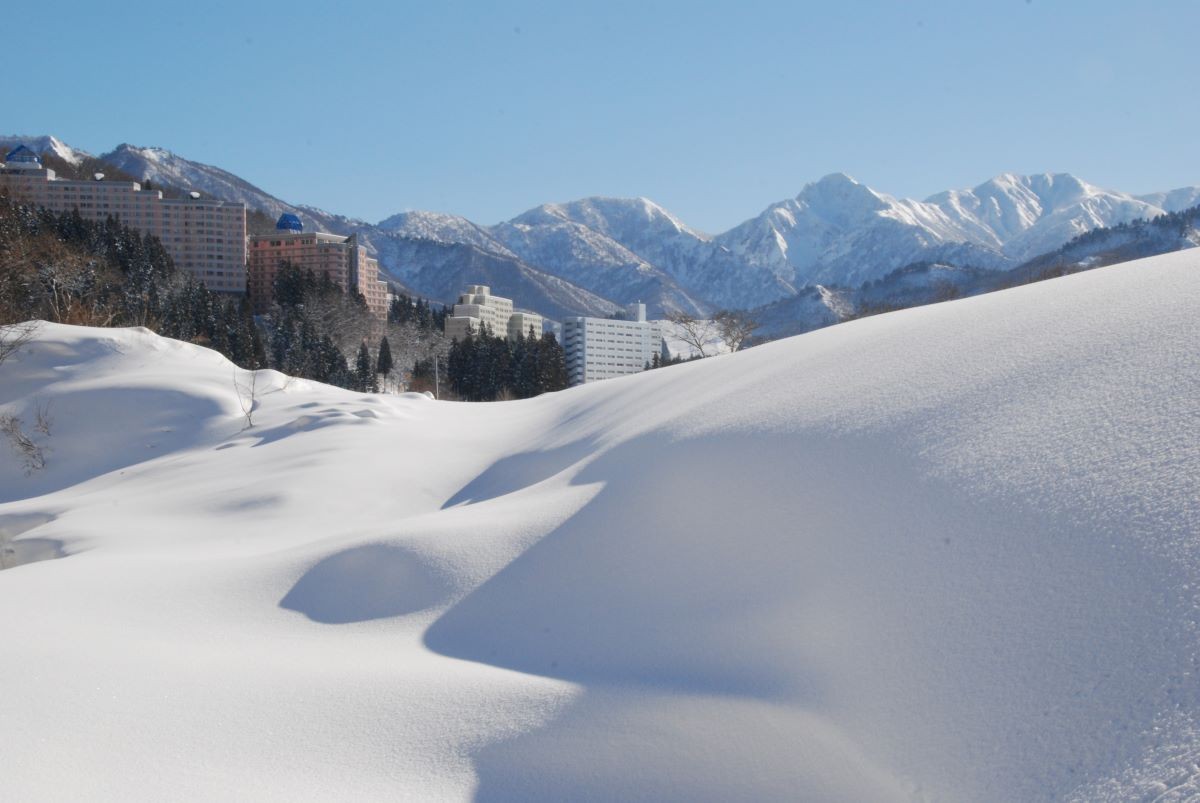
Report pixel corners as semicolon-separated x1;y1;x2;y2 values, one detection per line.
5;136;1198;322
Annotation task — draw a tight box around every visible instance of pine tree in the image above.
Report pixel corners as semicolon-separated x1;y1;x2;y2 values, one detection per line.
376;335;393;379
535;332;568;393
355;341;376;392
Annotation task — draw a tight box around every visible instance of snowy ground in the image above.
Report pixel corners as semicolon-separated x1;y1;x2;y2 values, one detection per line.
1;249;1198;801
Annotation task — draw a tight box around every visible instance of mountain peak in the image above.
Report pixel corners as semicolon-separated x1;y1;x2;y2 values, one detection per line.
793;172;888;219
0;134;91;166
815;171;860;187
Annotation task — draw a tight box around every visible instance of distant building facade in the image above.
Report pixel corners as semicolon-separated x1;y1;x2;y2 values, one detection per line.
0;145;247;293
562;302;664;385
247;214;388;319
444;285;543;341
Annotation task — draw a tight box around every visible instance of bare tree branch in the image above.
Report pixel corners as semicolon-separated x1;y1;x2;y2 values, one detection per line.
712;310;759;352
233;369;260;429
1;414;46;474
664;311;719;359
0;321;38;367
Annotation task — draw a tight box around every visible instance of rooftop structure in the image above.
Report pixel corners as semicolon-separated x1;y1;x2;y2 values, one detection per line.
276;213;304;232
4;145;41;166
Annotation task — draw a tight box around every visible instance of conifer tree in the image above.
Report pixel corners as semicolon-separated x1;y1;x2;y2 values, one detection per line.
355;341;376;392
376;335;393;379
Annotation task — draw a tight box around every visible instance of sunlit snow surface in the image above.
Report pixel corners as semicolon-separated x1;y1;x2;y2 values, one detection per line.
1;250;1198;801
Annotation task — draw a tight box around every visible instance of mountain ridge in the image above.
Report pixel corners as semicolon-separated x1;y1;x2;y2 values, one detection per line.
4;134;1197;318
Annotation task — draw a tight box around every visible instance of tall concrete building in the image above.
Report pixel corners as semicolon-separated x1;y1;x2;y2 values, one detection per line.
562;302;664;385
0;145;246;293
444;285;543;341
247;214;389;320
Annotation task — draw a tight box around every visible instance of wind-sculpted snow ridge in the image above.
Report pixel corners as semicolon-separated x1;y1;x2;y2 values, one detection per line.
0;250;1197;801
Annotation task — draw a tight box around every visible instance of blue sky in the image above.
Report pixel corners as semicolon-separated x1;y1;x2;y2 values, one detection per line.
6;0;1198;232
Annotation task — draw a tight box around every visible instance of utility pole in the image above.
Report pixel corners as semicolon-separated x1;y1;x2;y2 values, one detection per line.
434;354;440;400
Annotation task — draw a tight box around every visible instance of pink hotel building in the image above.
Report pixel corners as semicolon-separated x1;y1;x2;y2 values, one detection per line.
0;145;247;293
247;214;389;320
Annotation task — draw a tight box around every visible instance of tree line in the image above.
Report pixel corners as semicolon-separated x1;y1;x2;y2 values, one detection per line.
0;194;575;401
446;325;568;401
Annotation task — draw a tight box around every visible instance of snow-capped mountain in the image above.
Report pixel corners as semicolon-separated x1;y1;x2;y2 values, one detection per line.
491;201;709;315
89;144;621;317
719;171;1191;290
1135;186;1200;213
0;135;91;166
929;172;1167;260
371;237;620;320
498;197;794;309
9;135;1200;318
715;173;1006;289
377;210;513;254
98;143;349;228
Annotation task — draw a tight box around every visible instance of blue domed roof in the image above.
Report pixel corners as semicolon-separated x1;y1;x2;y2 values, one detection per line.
4;145;41;164
276;213;304;232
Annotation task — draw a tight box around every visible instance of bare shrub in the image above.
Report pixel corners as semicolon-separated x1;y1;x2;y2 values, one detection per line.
34;401;53;436
233;369;259;429
1;414;46;474
0;321;38;367
664;311;719;358
712;310;759;352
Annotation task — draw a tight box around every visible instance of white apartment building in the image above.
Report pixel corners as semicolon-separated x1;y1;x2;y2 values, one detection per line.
562;302;664;385
444;285;543;341
0;145;246;293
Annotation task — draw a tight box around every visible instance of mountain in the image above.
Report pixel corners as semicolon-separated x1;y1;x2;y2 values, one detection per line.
8;135;1200;321
99;143;346;229
715;173;1004;289
715;171;1187;290
3;251;1198;799
929;172;1167;260
0;135;91;166
500;197;792;310
492;201;709;315
91;144;621;318
1135;186;1200;213
373;237;620;320
378;209;514;254
751;199;1200;341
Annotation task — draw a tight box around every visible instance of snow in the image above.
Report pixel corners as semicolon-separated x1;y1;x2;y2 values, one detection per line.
1;249;1199;801
658;319;732;360
0;135;91;166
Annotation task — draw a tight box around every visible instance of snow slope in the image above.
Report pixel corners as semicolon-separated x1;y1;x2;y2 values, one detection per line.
1;250;1198;801
0;134;91;166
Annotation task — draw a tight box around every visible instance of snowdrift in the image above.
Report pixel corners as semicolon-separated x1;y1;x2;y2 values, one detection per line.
0;250;1197;801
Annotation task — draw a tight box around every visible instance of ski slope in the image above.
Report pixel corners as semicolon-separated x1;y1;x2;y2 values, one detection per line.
0;250;1198;801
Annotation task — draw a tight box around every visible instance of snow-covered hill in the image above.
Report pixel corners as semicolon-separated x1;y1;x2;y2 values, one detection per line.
1;249;1198;800
0;134;91;166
